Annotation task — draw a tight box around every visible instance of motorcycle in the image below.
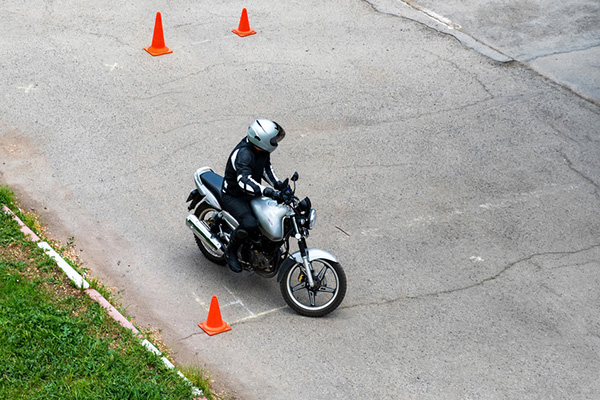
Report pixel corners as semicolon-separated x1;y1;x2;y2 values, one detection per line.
185;167;346;317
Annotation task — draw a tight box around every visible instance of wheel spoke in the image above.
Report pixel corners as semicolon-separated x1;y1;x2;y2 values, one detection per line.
318;286;336;294
317;266;327;281
291;282;306;292
308;290;316;306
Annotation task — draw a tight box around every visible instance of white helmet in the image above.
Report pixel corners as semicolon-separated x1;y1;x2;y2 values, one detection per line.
247;119;286;152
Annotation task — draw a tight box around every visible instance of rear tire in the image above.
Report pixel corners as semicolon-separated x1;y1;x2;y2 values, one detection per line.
194;203;226;265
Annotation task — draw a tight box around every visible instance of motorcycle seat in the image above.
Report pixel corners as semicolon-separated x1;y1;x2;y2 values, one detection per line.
200;171;224;203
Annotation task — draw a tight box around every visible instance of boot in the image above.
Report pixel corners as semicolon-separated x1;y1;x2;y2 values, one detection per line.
225;228;248;273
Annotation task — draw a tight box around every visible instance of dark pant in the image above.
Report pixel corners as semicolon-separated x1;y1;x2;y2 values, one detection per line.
221;193;258;234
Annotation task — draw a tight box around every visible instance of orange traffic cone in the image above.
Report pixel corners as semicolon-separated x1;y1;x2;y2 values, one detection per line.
198;296;231;336
145;12;173;56
232;8;256;37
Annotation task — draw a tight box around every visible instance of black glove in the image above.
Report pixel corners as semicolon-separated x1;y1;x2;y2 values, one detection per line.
263;188;282;201
274;180;284;190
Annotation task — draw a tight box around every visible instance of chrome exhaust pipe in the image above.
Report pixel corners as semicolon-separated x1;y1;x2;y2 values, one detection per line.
186;214;222;251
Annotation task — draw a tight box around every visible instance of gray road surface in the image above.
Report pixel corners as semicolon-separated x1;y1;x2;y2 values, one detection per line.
372;0;600;103
2;0;600;399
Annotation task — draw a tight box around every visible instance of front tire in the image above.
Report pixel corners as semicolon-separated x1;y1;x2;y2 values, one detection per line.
194;203;226;265
280;259;346;317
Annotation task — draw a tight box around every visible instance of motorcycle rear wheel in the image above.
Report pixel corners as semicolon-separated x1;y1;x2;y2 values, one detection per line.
194;203;226;265
280;259;346;317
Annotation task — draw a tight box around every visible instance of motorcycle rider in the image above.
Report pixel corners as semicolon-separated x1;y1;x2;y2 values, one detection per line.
221;119;286;273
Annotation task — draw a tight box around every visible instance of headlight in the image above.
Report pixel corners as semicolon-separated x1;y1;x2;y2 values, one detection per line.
308;209;317;230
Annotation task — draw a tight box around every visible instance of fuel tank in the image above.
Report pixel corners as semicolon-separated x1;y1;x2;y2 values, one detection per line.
251;197;291;241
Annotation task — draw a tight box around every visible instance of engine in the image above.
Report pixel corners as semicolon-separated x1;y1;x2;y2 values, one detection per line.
240;236;284;274
249;250;271;270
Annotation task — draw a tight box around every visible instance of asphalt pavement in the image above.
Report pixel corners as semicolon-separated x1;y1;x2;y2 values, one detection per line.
371;0;600;104
1;0;600;398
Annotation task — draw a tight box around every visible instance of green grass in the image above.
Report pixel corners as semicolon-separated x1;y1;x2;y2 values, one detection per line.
0;188;222;399
0;185;17;210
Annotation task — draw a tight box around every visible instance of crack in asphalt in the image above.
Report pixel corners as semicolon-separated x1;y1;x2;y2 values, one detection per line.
549;260;599;271
177;332;203;342
561;152;600;198
159;244;600;336
519;41;600;63
339;243;600;310
132;91;189;101
360;0;513;63
547;122;583;145
422;47;494;99
360;0;600;107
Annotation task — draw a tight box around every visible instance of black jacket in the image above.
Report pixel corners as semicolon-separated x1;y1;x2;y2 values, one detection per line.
222;138;279;197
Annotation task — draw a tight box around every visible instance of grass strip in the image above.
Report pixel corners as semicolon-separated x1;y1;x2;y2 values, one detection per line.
0;186;220;399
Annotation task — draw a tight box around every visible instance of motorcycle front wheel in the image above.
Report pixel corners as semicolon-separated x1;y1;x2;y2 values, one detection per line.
280;259;347;317
194;203;226;265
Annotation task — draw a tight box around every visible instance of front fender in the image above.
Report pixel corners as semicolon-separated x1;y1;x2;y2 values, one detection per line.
276;248;339;282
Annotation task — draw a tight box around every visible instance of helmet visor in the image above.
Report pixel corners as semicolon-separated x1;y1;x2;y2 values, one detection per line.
270;126;286;147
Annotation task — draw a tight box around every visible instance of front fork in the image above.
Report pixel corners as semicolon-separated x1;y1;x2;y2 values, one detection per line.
293;218;315;289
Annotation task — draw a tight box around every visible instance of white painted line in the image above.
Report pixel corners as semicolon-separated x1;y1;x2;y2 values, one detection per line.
17;84;38;93
421;8;461;30
141;339;161;355
193;292;210;311
231;306;287;324
177;371;205;397
400;0;461;30
143;341;205;397
141;339;205;397
222;284;255;316
161;356;175;369
37;242;90;289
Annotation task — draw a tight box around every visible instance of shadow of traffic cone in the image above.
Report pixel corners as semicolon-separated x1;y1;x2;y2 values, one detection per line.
199;296;232;336
232;8;256;37
145;12;173;56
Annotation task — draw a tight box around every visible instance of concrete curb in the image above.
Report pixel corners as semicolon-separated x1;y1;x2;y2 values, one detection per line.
2;204;205;399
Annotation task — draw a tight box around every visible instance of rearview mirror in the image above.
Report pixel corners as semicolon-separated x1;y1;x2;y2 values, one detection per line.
291;172;299;182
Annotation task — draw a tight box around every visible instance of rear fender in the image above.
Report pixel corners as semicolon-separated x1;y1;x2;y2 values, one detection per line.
276;248;338;282
186;189;204;211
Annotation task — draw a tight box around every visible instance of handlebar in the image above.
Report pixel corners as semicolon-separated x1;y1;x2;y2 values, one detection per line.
275;177;298;205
